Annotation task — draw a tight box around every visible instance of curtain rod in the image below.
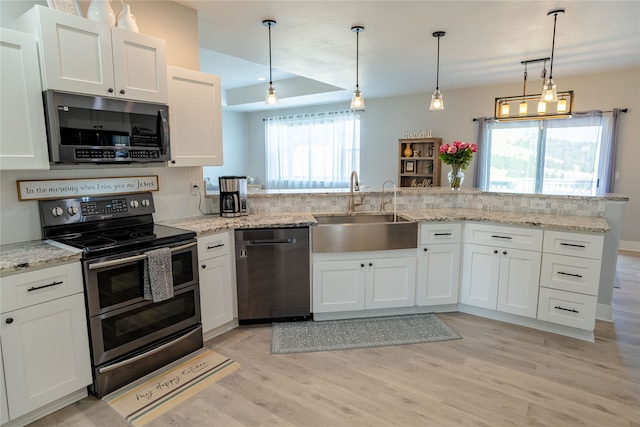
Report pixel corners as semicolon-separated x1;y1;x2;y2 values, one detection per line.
472;108;628;121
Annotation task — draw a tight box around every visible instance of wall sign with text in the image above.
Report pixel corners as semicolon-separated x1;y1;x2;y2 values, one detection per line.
17;176;159;201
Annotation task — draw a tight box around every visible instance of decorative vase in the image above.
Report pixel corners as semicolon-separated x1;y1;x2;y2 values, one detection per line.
447;164;464;190
403;143;413;157
116;3;139;33
87;0;116;26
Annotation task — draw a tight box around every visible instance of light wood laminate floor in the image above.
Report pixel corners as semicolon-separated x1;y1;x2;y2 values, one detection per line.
30;251;640;426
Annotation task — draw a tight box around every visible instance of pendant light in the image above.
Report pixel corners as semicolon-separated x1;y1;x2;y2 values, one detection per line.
537;60;548;114
540;8;565;103
519;63;528;116
429;31;446;110
262;19;278;105
350;26;365;110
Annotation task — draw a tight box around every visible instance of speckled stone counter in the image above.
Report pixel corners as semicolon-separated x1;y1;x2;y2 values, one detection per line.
162;208;608;236
398;208;609;233
0;240;81;277
161;213;317;236
2;207;609;276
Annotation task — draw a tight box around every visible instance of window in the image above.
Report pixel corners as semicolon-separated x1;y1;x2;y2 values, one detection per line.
476;112;618;196
264;111;360;189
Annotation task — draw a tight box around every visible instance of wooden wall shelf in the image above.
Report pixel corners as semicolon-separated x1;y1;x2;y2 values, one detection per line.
398;138;442;188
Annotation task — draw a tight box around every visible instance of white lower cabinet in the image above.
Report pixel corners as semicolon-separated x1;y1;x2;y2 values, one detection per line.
461;223;543;319
0;344;8;425
417;243;460;306
198;231;235;333
416;223;462;306
537;230;603;330
0;263;91;423
313;251;416;313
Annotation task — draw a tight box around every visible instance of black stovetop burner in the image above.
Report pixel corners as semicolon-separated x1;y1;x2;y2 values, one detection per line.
40;192;195;258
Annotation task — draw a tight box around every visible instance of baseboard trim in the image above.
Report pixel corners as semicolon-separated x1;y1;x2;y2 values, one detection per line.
596;303;614;322
619;240;640;252
2;388;88;427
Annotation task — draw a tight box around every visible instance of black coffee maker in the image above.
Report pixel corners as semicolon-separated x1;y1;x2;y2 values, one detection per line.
219;176;247;217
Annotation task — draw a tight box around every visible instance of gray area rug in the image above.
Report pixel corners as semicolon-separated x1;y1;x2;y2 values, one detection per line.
271;313;461;354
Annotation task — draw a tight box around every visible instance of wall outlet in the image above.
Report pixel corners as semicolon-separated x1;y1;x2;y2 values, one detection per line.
191;182;199;196
529;200;546;210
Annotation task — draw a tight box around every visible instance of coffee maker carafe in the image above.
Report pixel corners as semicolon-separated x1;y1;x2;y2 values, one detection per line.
219;176;248;217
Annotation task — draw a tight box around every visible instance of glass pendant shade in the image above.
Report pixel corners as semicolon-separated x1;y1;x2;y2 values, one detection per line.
350;87;365;109
265;84;279;105
430;89;444;110
500;102;510;116
537;101;547;114
557;98;567;113
541;79;558;102
519;102;528;116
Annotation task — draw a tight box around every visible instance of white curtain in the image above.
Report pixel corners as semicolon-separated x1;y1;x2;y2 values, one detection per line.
264;111;360;189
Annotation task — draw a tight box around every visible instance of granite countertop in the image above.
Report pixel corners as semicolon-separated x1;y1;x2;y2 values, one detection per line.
161;213;318;236
0;240;82;277
1;208;608;276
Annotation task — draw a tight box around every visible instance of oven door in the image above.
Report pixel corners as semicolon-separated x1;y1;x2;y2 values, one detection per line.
89;284;201;366
83;240;198;317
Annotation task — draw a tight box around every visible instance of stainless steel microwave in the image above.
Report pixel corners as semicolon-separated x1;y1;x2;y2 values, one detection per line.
43;90;170;164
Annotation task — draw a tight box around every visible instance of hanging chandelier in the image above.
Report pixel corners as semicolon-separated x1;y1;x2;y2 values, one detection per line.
494;58;574;121
262;19;278;106
494;6;575;122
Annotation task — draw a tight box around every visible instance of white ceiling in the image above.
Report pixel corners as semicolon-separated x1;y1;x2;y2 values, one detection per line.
176;1;640;112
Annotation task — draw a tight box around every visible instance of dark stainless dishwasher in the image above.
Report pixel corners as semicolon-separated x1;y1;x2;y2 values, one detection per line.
235;227;311;324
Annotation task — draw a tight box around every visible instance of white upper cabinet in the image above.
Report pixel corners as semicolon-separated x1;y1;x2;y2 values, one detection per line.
0;28;49;170
17;5;167;104
167;66;223;167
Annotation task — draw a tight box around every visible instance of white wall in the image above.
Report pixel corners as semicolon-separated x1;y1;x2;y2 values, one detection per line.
203;110;249;188
246;67;640;245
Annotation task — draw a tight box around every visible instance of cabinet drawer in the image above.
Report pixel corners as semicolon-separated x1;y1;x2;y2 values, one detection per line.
1;263;83;313
198;231;230;260
537;287;597;330
464;223;542;251
540;253;601;296
420;223;462;244
543;230;604;259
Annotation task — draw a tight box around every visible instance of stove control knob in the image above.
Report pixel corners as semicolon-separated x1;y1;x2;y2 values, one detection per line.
67;206;79;215
51;207;63;217
141;199;150;207
130;200;139;209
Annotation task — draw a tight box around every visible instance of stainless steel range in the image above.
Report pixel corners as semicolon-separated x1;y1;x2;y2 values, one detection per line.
40;192;203;398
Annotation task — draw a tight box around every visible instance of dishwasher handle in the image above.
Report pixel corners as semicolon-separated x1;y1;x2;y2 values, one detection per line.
247;238;296;245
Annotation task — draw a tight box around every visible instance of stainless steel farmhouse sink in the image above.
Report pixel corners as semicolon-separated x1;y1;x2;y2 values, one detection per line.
312;214;418;253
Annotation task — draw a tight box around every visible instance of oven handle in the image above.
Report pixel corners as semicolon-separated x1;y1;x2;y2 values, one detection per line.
98;326;201;374
88;242;196;270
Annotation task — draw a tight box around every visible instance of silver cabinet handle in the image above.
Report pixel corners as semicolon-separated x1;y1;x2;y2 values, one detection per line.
89;242;196;270
98;327;200;373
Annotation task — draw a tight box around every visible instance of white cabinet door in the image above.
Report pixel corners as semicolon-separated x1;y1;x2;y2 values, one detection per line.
0;293;91;420
0;28;49;170
417;244;460;306
111;28;168;104
365;257;416;309
18;5;114;97
17;5;167;103
167;66;222;167
313;260;365;313
497;248;541;318
200;254;234;333
460;243;500;309
0;343;8;424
